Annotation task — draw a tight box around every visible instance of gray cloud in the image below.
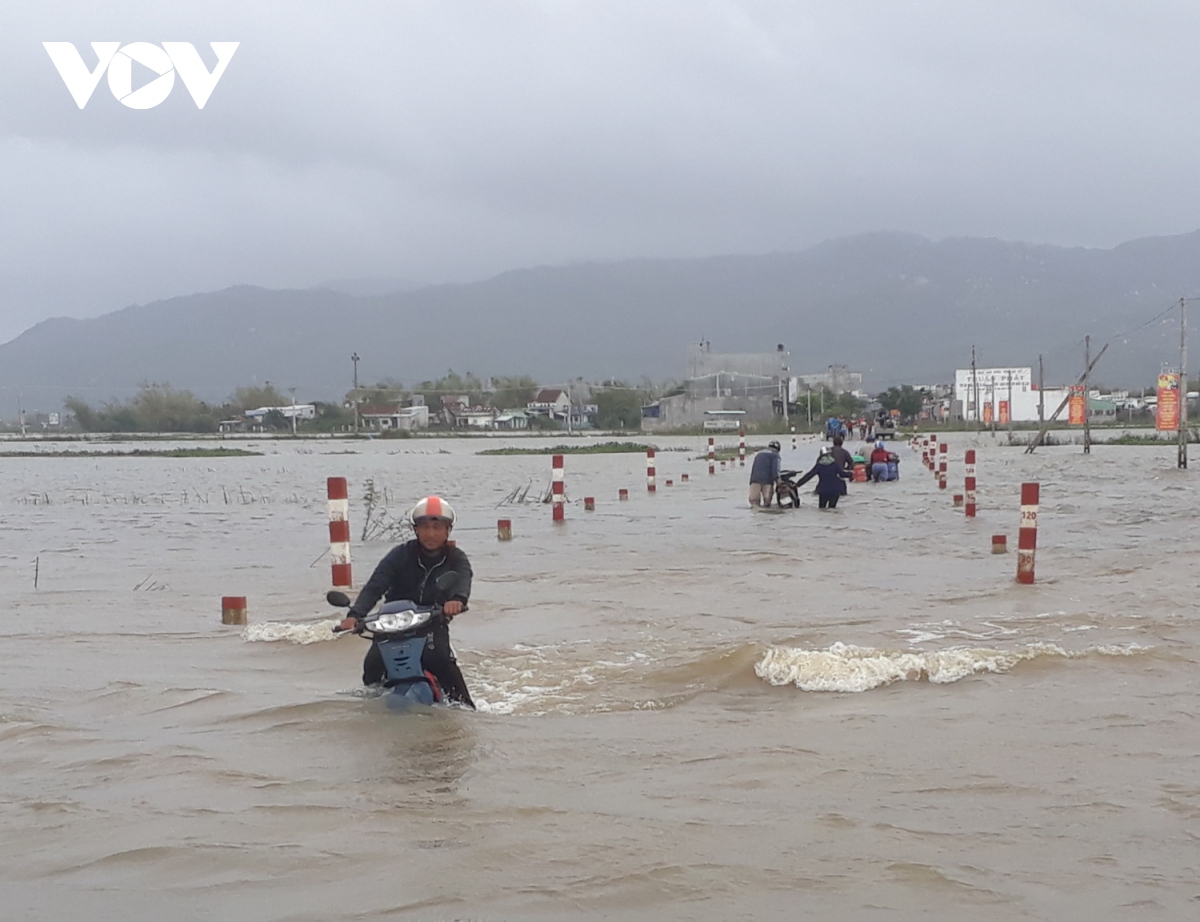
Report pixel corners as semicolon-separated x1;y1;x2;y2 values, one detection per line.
3;0;1200;343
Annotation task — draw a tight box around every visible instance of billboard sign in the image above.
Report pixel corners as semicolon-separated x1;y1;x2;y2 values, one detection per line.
1068;386;1086;425
1156;373;1180;431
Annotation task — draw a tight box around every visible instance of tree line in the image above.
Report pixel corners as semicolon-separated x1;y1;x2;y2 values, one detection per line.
63;384;352;434
57;372;921;435
60;374;658;433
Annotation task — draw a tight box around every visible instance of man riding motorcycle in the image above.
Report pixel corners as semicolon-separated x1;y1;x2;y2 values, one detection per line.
341;495;475;708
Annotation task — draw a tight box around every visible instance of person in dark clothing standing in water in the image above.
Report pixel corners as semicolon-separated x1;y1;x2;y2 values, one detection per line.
793;446;854;509
829;434;855;474
340;495;475;708
748;440;782;507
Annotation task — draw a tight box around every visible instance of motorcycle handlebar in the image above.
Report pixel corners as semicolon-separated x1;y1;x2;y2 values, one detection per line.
330;603;460;636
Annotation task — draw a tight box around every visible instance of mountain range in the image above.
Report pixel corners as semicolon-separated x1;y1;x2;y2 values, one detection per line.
2;230;1198;411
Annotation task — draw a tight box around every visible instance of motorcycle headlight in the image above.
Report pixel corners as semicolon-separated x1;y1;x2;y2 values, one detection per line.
365;609;432;633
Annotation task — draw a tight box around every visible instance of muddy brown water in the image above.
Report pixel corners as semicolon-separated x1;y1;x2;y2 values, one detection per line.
2;434;1197;920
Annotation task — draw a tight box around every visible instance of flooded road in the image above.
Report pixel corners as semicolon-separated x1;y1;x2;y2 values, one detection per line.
2;433;1198;920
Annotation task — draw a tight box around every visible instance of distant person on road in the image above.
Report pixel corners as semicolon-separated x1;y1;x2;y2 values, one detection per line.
793;446;854;509
749;440;782;508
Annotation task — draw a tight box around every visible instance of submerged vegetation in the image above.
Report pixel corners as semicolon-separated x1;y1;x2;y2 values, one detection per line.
478;441;653;455
0;447;262;458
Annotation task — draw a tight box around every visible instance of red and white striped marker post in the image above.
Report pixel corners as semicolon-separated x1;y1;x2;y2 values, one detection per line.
646;448;656;492
584;497;595;511
221;595;247;625
938;442;947;489
791;425;796;452
681;473;689;482
619;488;629;501
497;519;512;540
1017;483;1039;584
708;437;715;475
739;429;746;467
327;476;352;588
552;454;565;522
965;450;977;518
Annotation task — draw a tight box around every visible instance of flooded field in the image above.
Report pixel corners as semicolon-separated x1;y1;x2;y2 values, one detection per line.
2;432;1198;920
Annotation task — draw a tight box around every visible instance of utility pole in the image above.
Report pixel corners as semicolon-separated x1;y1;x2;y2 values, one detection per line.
778;344;789;429
1180;298;1189;469
1038;354;1044;425
971;345;979;432
351;352;360;433
1026;343;1109;453
1083;336;1092;454
1006;370;1013;431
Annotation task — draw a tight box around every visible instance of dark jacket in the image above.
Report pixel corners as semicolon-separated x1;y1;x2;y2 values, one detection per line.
749;448;781;484
349;539;472;617
830;445;855;472
794;454;853;496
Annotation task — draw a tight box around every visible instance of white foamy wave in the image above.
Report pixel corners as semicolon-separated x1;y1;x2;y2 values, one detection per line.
242;619;343;644
755;641;1148;693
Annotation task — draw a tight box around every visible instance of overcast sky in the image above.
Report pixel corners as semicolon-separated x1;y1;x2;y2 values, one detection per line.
2;0;1200;344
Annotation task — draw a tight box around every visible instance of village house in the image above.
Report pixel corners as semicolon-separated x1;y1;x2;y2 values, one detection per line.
441;397;498;428
493;409;532;430
528;388;571;421
358;400;429;431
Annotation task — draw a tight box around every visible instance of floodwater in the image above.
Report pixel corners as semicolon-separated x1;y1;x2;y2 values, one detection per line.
2;432;1198;921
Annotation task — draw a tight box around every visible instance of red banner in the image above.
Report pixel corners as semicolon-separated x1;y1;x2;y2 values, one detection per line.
1068;386;1086;425
1157;373;1180;431
999;400;1010;424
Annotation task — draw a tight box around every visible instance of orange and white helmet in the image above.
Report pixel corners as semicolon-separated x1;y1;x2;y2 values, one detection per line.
407;495;456;527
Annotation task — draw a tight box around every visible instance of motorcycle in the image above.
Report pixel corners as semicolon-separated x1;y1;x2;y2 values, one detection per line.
776;470;803;509
328;572;462;710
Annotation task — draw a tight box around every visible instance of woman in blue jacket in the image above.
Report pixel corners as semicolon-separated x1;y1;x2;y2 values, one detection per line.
793;447;854;509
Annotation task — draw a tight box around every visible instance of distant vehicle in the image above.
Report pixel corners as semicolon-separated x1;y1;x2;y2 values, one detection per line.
875;414;897;439
823;417;847;441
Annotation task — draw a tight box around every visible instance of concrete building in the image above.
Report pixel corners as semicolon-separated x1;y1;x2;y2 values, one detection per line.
645;342;865;431
954;367;1050;422
687;341;790;380
359;401;429;431
789;364;865;401
528;388;571;421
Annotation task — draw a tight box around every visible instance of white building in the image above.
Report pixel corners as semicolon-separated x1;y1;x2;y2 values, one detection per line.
954;368;1075;422
245;403;317;422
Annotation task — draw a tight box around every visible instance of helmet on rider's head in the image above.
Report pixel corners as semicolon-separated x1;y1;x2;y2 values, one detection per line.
768;440;781;451
876;440;885;448
407;495;456;527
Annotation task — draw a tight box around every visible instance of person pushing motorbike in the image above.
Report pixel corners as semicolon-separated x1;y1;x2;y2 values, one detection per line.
339;495;475;708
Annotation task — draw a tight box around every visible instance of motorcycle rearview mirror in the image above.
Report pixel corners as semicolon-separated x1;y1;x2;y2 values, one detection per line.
327;590;352;608
433;570;462;602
